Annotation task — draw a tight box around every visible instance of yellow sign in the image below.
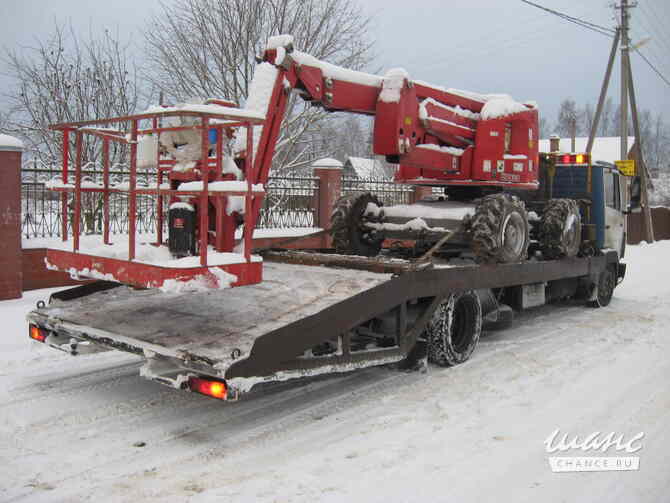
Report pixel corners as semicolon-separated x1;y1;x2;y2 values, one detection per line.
615;160;636;176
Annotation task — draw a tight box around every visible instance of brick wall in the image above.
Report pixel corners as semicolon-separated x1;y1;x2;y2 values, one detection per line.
0;146;23;300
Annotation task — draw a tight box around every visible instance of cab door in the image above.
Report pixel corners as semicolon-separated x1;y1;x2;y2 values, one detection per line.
604;167;625;257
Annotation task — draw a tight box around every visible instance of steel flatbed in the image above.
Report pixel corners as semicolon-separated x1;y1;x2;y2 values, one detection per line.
27;250;621;399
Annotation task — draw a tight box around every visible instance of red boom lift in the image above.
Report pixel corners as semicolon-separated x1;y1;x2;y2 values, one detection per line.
45;34;541;290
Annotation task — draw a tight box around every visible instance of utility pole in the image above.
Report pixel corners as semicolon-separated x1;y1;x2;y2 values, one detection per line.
615;0;653;242
619;0;631;161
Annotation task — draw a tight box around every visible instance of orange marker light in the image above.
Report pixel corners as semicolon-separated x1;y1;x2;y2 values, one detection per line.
576;154;585;164
208;381;226;399
29;324;47;342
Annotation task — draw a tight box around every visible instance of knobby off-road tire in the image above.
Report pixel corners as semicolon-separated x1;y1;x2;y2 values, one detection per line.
540;198;581;259
426;290;482;367
587;265;616;308
330;192;384;256
471;193;530;263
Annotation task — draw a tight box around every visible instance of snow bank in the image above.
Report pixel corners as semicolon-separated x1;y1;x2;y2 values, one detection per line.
378;68;408;103
43;235;262;268
159;268;237;294
312;157;343;169
144;103;264;121
234;62;279;158
416;144;465;157
177;181;264;192
419;98;481;121
481;96;528;120
0;134;24;150
266;34;294;50
381;200;475;220
291;51;383;88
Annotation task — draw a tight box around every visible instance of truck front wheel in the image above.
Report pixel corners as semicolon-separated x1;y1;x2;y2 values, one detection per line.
426;290;482;366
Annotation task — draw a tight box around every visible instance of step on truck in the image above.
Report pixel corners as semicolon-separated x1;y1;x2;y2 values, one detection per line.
27;35;638;401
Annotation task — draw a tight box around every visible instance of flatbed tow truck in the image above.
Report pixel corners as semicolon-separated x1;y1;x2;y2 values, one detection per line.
27;35;636;401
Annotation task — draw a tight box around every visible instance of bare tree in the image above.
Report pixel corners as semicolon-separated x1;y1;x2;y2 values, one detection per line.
598;97;614;136
581;103;595;138
143;0;374;174
555;98;580;138
2;22;141;167
2;22;142;233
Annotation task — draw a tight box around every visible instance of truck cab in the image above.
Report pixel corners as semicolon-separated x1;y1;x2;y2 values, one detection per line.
601;162;627;259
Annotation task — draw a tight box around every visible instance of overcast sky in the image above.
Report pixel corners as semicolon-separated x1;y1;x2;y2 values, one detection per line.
1;0;668;133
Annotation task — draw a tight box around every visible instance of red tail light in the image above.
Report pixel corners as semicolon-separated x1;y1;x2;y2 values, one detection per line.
29;324;47;343
188;376;227;400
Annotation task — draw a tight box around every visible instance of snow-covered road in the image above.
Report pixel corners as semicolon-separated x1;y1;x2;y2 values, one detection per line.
1;242;669;502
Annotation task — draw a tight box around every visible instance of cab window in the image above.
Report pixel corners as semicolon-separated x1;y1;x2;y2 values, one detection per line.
604;170;620;210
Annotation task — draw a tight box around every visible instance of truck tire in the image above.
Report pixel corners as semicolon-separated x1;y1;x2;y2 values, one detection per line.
471;193;529;263
587;266;616;308
426;290;482;366
331;192;384;256
539;198;581;259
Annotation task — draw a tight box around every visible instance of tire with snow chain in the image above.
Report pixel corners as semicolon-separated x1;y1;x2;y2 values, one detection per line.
330;192;384;256
587;265;616;308
426;290;482;367
471;193;529;263
540;198;581;259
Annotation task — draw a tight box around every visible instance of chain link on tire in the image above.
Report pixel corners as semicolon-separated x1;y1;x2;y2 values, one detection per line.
330;192;384;256
539;198;581;259
426;290;482;367
471;193;529;263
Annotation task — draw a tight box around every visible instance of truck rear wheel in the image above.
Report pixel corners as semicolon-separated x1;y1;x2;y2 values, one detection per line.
539;198;581;259
426;290;482;366
587;266;615;308
331;192;384;256
471;194;529;263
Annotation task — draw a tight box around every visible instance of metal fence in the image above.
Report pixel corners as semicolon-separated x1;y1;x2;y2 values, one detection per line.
20;160;321;239
342;177;415;206
258;177;319;228
21;161;164;239
21;161;432;240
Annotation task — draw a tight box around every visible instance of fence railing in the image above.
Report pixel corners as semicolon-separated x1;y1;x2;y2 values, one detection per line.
342;177;415;206
20;161;321;239
20;161;427;241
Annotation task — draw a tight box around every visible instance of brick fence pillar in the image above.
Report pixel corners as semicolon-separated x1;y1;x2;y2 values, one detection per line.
313;158;343;247
411;185;433;204
0;135;24;300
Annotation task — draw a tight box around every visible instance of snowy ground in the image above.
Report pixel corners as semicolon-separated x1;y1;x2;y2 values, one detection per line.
1;242;669;502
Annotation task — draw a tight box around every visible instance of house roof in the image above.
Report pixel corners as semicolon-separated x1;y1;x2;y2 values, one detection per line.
538;136;635;164
345;156;385;179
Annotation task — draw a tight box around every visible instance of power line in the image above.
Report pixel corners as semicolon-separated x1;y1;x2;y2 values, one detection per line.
519;0;616;37
633;48;670;88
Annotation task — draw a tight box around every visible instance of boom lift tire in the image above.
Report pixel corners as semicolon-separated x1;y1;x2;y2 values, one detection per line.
471;194;529;263
426;290;482;366
539;198;581;259
331;192;384;256
587;265;616;308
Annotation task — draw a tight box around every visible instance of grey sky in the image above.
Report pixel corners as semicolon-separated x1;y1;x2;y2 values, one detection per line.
1;0;668;130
